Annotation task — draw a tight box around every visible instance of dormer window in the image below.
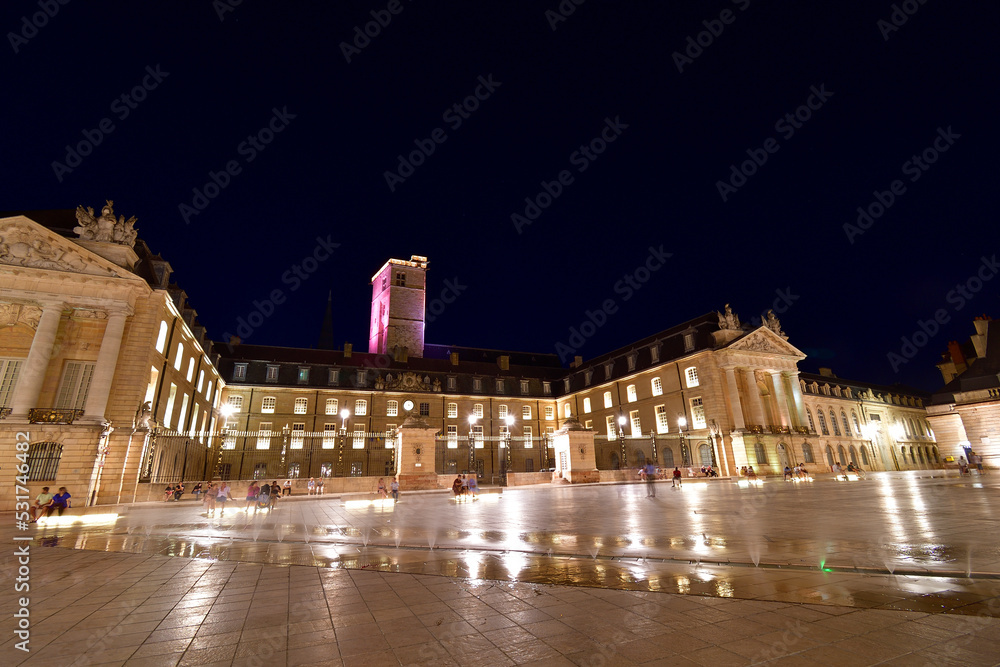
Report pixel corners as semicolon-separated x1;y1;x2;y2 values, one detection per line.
265;365;279;382
585;370;593;386
627;354;637;372
650;344;660;363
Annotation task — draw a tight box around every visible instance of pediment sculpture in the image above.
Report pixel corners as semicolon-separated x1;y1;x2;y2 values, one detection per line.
730;331;789;355
0;303;42;329
0;224;113;275
74;200;138;247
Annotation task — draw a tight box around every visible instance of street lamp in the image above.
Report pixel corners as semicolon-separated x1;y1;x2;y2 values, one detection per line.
617;414;628;470
501;415;514;486
337;408;350;476
468;415;478;477
281;423;290;476
678;414;690;466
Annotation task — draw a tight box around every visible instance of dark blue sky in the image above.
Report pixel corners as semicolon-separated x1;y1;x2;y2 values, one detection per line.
4;1;997;391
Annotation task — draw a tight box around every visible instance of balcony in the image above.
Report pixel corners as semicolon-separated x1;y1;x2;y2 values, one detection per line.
745;425;765;434
794;426;811;435
767;425;791;435
0;407;11;420
28;408;85;424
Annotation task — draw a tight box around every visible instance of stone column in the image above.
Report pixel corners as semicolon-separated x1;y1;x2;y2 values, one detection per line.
786;371;808;428
722;367;746;430
769;371;792;428
743;368;766;427
10;301;64;418
83;308;130;422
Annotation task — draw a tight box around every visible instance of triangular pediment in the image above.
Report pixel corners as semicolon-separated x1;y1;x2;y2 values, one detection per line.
0;215;135;279
726;327;806;359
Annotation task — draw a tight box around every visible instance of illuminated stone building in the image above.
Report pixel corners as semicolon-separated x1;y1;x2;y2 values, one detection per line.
0;208;223;511
927;316;999;469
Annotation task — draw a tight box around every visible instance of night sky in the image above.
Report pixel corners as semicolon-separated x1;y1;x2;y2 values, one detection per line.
4;1;997;392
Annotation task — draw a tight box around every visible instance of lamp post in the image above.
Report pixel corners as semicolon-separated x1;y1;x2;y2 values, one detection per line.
617;414;628;470
678;415;690;466
501;415;514;486
468;415;478;477
337;408;350;477
281;423;290;477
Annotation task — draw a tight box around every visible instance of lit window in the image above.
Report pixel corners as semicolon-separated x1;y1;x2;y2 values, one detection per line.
228;395;243;411
806;409;815;432
522;405;531;420
474;404;484;418
544;406;554;420
294;397;308;414
174;343;184;371
472;425;484;448
353;425;365;449
841;412;851;437
257;422;272;449
802;442;814;463
831;410;840;436
655;405;669;433
543;382;551;395
606;415;616;438
523;425;533;448
447;425;458;448
55;361;95;410
266;365;279;382
447;403;457;418
626;385;637;402
852;411;861;434
583;398;592;413
197;370;205;392
630;410;641;437
685;367;699;388
818;411;829;435
690;397;706;428
298;367;309;384
498;405;508;419
186;358;195;382
291;423;305;449
155;321;168;353
177;394;189;433
355;399;367;416
627;355;637;372
325;398;338;415
585;420;592;429
233;363;247;381
322;424;337;448
651;377;663;396
603;391;612;408
563;404;571;418
261;397;276;413
163;384;177;428
387;400;398;417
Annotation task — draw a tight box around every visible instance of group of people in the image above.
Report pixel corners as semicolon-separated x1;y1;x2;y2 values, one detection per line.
782;464;813;480
451;474;479;499
376;477;400;501
306;478;325;495
958;453;986;475
739;465;758;480
163;483;185;501
699;465;719;477
243;481;281;512
29;487;71;522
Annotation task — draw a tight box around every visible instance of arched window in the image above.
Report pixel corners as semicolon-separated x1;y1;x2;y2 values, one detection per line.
932;448;940;463
651;377;663;396
817;411;829;435
563;404;572;418
917;447;925;464
754;442;768;464
155;321;168;353
830;410;841;436
901;446;907;465
860;446;870;466
849;446;858;465
801;442;814;463
909;446;915;464
841;412;851;438
662;447;674;467
837;445;847;465
699;443;712;466
355;399;367;416
852;411;861;434
583;397;592;413
806;409;816;433
261;397;276;413
826;445;835;467
293;397;308;414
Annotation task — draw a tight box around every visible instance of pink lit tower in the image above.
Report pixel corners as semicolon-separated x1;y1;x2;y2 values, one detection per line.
368;255;428;358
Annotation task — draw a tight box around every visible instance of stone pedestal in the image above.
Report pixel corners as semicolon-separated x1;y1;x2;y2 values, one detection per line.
553;418;601;484
396;415;441;490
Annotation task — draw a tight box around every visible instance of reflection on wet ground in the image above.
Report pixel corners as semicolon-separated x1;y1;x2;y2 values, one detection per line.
21;472;1000;617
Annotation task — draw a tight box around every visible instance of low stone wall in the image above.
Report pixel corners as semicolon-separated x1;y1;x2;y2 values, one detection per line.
505;472;551;486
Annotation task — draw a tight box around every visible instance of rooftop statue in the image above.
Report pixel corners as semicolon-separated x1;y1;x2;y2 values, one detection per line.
74;200;138;247
717;303;741;330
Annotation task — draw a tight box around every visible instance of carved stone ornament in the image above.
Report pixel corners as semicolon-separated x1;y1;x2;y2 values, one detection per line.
716;303;742;330
0;303;43;329
74;200;138;247
730;331;788;354
764;309;787;338
0;222;115;276
377;371;438;392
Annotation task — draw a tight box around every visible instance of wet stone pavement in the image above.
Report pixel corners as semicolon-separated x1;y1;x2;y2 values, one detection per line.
2;471;999;665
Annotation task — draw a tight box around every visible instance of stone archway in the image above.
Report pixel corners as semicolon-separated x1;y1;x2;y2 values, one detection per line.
776;443;790;469
826;445;835;467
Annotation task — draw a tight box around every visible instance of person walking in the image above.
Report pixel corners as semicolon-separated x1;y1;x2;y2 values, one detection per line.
267;482;279;510
204;482;216;516
216;482;232;517
245;482;259;511
644;462;657;497
466;474;478;500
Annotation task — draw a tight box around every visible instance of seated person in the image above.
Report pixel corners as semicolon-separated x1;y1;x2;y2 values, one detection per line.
50;487;72;516
30;487;54;522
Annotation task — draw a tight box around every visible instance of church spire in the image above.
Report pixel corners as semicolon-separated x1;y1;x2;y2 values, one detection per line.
317;290;335;350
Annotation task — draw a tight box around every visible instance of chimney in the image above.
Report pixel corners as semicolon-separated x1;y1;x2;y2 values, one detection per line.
819;367;834;377
498;355;510;371
229;335;241;346
449;352;459;366
343;343;352;358
948;340;965;366
571;355;583;368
